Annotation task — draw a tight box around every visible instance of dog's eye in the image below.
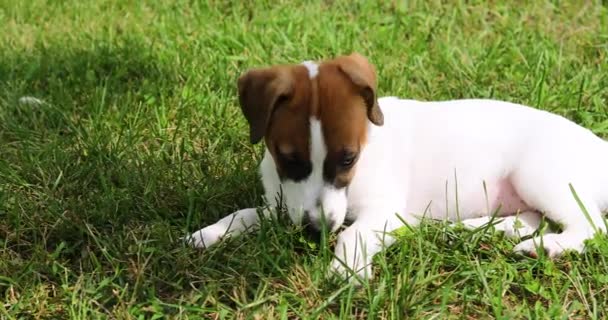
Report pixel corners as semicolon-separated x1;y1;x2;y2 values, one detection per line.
280;152;300;166
340;153;357;168
285;157;300;166
278;150;313;182
275;94;290;105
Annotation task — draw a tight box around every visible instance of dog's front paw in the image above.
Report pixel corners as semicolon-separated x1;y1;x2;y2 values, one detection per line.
513;233;585;258
327;257;372;285
185;225;227;249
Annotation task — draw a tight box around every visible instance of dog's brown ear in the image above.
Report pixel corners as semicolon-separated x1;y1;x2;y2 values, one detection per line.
336;53;384;126
237;68;294;144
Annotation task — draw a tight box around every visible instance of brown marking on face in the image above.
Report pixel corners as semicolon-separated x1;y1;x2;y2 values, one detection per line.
316;63;369;187
236;53;382;187
238;64;315;181
316;54;382;188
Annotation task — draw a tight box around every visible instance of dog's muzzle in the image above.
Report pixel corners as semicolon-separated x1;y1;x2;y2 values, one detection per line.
302;210;336;241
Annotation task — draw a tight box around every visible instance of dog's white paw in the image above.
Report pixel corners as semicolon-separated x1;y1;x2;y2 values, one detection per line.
460;217;496;230
460;212;542;239
185;225;227;249
513;233;584;258
328;257;372;285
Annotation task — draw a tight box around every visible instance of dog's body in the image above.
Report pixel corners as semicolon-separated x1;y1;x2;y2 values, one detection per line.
188;54;607;281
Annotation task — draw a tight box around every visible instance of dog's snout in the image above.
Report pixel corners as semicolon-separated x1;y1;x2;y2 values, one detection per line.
302;218;336;243
303;222;321;242
302;210;312;225
303;210;335;232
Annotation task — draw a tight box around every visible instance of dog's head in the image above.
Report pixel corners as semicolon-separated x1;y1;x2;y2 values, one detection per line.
237;53;383;232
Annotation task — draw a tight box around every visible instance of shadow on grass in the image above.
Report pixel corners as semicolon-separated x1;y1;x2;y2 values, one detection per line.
0;37;177;98
0;38;289;305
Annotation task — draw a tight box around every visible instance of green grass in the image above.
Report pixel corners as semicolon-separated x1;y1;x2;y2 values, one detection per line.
1;0;608;318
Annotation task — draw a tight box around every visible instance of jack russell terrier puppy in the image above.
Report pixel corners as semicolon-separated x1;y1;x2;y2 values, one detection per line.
187;53;607;282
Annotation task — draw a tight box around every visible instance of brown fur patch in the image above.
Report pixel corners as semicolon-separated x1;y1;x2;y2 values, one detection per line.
316;61;370;187
237;53;382;186
264;65;315;181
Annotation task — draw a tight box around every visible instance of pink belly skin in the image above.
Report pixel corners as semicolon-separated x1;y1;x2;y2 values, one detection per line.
488;178;531;216
405;177;532;220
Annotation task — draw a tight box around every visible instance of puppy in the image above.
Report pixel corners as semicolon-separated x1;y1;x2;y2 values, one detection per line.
188;53;607;282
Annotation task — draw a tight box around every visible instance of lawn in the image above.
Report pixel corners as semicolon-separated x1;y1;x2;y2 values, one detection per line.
1;0;608;318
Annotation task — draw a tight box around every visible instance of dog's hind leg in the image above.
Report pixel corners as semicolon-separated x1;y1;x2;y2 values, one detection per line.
460;211;544;238
510;176;606;258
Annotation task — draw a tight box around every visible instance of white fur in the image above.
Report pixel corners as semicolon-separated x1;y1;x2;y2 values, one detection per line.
261;118;347;231
188;97;608;283
460;211;542;238
302;61;319;79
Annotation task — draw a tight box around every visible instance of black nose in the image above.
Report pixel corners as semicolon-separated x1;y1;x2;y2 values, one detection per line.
302;211;335;242
303;223;322;243
323;219;336;232
302;211;319;241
